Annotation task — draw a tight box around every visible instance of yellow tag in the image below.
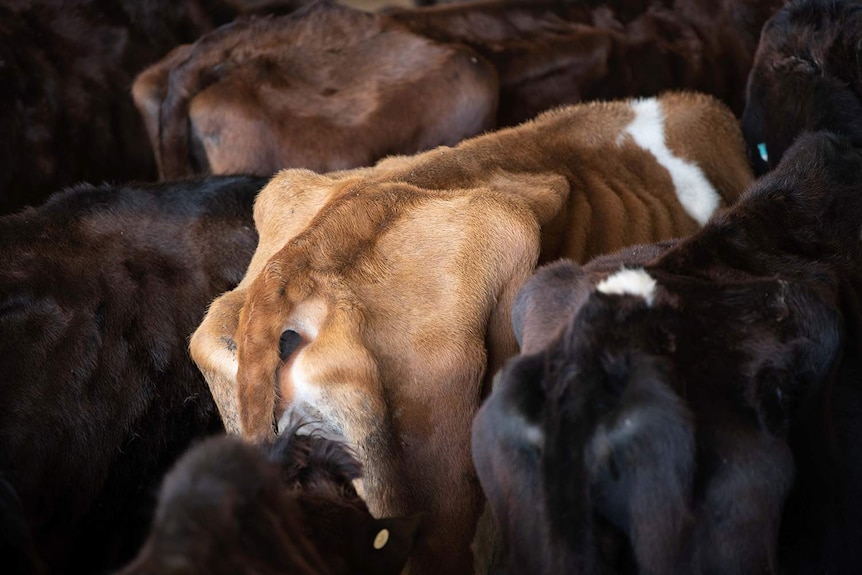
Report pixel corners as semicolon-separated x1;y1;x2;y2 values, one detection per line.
373;528;390;550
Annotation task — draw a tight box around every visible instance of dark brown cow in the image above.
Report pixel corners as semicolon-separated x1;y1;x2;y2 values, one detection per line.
0;175;265;573
117;424;420;575
137;0;780;180
389;0;785;126
473;131;862;574
742;0;862;175
133;0;498;179
0;477;44;575
191;91;752;575
0;0;266;215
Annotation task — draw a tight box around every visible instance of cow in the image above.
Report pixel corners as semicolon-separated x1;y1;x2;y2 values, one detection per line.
389;0;785;126
0;476;44;575
472;130;862;574
137;0;781;180
189;91;752;575
0;0;276;215
742;0;862;175
0;175;266;574
116;423;420;575
132;0;498;179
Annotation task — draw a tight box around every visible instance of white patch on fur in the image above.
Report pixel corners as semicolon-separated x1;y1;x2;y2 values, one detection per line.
510;413;543;447
596;268;657;305
290;354;322;404
621;98;720;226
588;416;643;470
523;422;544;447
208;344;239;381
276;354;323;435
288;318;319;341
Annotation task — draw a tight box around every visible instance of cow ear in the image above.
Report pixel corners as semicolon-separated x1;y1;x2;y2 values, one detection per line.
585;354;695;574
512;260;587;352
132;44;194;179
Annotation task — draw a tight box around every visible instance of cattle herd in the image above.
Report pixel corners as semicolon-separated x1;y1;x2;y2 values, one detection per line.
1;0;860;574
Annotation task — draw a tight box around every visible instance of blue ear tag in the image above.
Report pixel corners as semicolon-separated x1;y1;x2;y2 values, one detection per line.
757;142;769;162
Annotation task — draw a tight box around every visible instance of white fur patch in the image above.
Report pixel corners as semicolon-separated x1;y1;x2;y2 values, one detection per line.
621;98;720;226
208;342;239;381
522;421;544;447
596;268;657;305
276;353;323;435
504;411;544;447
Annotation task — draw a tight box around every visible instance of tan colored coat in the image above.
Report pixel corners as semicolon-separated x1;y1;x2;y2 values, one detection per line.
190;91;752;575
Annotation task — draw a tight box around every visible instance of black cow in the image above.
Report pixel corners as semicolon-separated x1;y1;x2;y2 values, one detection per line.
473;131;862;574
117;424;420;575
742;0;862;175
0;175;265;573
0;0;304;215
0;476;44;575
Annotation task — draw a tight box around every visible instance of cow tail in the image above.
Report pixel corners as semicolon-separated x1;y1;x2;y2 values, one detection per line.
157;64;198;179
156;24;239;179
235;281;287;442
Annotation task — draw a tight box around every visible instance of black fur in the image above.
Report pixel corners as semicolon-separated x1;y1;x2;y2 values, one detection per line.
0;476;44;575
742;0;862;174
0;0;245;215
118;426;420;575
0;175;265;573
474;132;862;574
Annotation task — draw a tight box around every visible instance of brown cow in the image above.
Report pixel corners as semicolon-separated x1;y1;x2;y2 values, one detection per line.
136;0;781;180
133;0;498;179
190;92;752;574
389;0;785;125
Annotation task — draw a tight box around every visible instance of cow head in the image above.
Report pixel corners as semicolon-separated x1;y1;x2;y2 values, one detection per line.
742;0;862;175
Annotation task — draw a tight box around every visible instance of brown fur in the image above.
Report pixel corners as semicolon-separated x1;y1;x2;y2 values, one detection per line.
190;92;752;575
134;0;498;179
389;0;785;125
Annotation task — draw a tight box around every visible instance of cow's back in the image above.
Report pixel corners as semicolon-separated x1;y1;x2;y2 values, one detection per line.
0;175;264;573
